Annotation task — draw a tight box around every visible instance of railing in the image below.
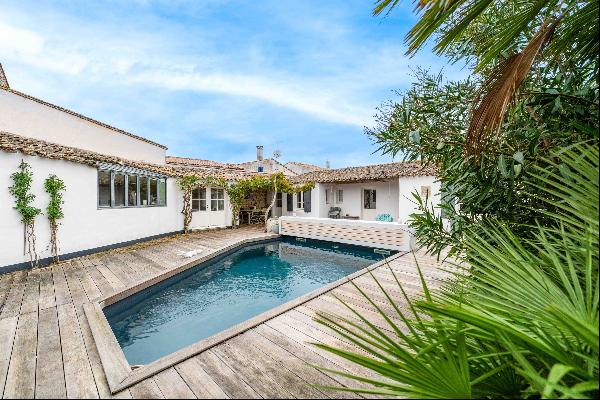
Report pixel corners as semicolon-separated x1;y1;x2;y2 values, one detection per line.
278;216;413;251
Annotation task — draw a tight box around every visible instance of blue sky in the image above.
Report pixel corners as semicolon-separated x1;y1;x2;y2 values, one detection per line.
0;0;468;167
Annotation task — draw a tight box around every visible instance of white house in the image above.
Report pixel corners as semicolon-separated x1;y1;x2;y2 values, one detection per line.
284;161;326;175
235;145;298;175
0;62;441;272
281;162;440;223
0;65;246;272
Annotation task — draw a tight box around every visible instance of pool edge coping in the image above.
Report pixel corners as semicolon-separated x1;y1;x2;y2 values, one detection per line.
84;234;408;394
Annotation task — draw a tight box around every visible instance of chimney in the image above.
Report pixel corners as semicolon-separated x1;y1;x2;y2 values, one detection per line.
256;145;263;161
0;63;9;90
325;160;331;169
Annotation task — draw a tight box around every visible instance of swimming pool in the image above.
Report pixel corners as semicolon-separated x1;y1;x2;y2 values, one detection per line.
104;237;393;365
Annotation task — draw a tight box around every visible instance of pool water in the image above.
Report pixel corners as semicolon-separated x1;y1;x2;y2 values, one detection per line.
105;237;392;365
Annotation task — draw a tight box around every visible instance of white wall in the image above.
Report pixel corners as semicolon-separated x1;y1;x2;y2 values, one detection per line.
280;216;412;251
397;175;441;223
281;185;322;219
0;90;166;164
304;180;400;222
0;152;231;270
280;177;440;223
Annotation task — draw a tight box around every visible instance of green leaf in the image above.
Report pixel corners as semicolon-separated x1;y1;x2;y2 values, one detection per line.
542;364;573;398
498;155;509;178
513;164;522;177
512;151;524;164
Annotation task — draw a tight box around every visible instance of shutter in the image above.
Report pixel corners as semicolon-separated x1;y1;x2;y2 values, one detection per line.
286;193;293;212
303;190;312;213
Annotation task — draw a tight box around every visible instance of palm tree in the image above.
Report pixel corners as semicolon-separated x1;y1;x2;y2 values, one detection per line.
374;0;599;157
313;144;598;398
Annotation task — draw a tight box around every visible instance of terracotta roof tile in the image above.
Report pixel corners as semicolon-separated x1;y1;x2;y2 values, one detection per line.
0;131;253;180
291;161;437;184
166;156;242;169
0;63;9;90
285;161;325;172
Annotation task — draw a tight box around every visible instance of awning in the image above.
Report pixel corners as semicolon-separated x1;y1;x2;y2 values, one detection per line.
96;162;168;178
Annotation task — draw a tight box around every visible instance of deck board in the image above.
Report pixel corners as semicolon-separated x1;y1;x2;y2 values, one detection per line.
0;226;450;399
58;303;99;399
0;316;18;398
3;311;38;399
35;307;67;399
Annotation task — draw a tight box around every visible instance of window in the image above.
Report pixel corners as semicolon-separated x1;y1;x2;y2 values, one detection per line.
149;178;158;205
127;175;138;206
97;170;167;208
364;189;376;209
98;170;111;207
140;177;149;206
257;166;264;172
192;188;207;211
325;189;330;204
336;189;344;203
276;192;282;207
114;174;126;207
421;186;431;199
211;188;225;211
158;178;167;206
296;191;304;209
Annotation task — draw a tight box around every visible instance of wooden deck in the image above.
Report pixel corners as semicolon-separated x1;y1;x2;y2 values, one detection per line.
0;226;450;399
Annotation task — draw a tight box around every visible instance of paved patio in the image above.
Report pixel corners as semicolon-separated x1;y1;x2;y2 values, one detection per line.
0;226;450;399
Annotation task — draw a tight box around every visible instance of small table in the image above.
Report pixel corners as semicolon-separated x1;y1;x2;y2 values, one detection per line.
341;215;360;220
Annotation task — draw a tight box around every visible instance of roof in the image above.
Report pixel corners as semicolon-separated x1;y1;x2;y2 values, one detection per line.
0;131;252;180
284;161;325;172
291;161;438;184
166;156;241;169
0;64;9;90
236;158;297;176
0;63;166;150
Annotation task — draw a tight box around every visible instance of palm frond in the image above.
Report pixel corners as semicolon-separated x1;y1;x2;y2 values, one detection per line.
465;18;561;157
312;144;598;398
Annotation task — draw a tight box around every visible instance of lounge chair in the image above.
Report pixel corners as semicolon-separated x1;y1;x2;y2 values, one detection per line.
328;207;342;219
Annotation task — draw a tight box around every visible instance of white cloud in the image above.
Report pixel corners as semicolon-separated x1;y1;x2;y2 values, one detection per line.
0;23;44;54
129;68;370;126
0;16;374;127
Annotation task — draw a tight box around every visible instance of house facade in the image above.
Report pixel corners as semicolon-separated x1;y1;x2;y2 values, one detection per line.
280;162;440;223
0;65;246;271
0;63;440;272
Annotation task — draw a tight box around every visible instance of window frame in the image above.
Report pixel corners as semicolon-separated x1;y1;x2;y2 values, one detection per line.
336;189;344;204
296;191;304;209
210;188;225;211
363;189;376;210
192;187;207;212
98;170;112;208
325;189;330;204
126;175;139;207
420;185;432;199
97;169;167;209
276;192;282;208
113;173;127;207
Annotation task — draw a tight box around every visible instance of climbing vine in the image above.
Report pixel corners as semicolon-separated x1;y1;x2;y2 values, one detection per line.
264;172;314;231
207;173;314;229
176;175;203;233
44;175;66;263
9;160;42;267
